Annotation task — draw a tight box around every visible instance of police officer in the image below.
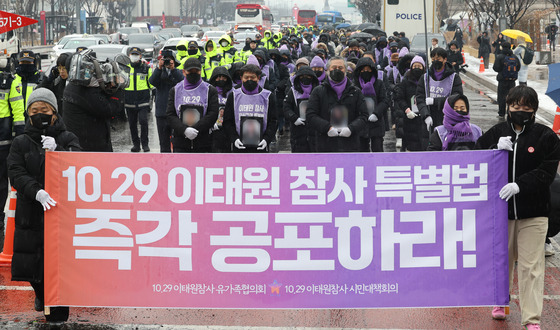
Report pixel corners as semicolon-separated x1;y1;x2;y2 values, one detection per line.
12;50;43;111
218;35;237;66
0;58;24;250
125;47;152;152
166;57;219;153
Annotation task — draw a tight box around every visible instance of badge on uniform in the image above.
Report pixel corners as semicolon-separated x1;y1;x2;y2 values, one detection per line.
16;86;21;94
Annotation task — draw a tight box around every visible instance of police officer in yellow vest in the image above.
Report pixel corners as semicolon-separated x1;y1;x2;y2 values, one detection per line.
12;50;43;112
218;35;237;66
125;47;153;152
202;40;222;80
261;30;276;50
177;41;205;70
0;58;24;248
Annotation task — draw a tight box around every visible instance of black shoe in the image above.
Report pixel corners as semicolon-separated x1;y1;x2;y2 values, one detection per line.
34;297;44;311
142;145;150;152
131;145;141;152
45;306;69;322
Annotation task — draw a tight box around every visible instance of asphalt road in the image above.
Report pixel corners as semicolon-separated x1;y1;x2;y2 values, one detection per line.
1;65;560;329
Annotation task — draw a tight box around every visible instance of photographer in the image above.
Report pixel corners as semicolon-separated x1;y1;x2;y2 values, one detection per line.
149;50;183;153
38;53;71;116
63;50;128;152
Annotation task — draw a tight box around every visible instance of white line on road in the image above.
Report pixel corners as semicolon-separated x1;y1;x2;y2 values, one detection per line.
511;294;560;300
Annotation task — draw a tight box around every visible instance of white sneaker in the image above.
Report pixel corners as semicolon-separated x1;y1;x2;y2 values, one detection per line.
545;242;555;257
396;138;402;148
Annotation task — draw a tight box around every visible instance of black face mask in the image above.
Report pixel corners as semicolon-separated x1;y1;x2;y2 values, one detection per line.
186;73;200;84
360;71;374;82
30;113;53;130
508;110;535;127
391;48;398;53
314;70;324;78
243;80;258;91
300;76;312;85
257;58;265;66
330;69;345;82
187;49;198;56
411;68;424;79
18;63;36;74
432;60;444;71
215;80;227;88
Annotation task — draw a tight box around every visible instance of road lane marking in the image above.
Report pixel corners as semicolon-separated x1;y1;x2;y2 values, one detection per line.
511;294;560;300
0;285;33;291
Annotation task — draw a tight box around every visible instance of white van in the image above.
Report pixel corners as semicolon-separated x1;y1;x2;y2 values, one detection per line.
131;22;151;33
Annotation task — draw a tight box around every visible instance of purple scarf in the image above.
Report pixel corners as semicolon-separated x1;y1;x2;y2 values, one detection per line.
434;69;444;81
183;77;202;90
328;76;347;100
300;83;312;99
242;83;259;95
442;100;474;151
359;76;376;97
317;71;326;83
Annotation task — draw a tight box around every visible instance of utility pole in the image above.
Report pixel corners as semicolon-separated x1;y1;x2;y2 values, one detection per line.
76;0;81;33
498;0;507;31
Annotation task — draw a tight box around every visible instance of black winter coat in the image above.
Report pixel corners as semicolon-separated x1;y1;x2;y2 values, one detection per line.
475;121;560;220
354;58;389;138
306;78;368;152
38;76;66;116
7;119;81;282
477;35;491;57
63;83;125;151
415;63;463;127
395;71;429;151
166;81;219;152
149;67;184;118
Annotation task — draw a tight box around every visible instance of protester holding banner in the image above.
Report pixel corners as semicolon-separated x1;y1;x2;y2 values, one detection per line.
306;56;368;152
283;66;319;152
7;88;81;322
475;86;560;329
353;57;388;152
427;94;482;151
166;57;219;153
223;64;277;153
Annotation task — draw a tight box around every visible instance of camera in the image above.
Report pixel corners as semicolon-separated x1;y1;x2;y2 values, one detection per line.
164;58;172;66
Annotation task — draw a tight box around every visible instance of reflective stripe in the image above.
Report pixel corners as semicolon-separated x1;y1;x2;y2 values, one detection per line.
13;121;25;125
125;103;150;108
9;95;23;101
0;140;11;146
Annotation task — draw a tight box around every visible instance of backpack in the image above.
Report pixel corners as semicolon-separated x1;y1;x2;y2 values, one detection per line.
520;45;534;65
502;55;518;80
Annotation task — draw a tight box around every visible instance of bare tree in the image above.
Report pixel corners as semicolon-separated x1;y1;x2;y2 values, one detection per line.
465;0;538;31
83;0;105;17
355;0;382;24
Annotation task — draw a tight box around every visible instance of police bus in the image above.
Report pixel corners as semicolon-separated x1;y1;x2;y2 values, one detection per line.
382;0;437;38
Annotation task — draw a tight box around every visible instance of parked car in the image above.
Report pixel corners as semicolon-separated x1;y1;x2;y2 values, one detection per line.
54;37;106;57
409;33;448;57
159;28;182;38
127;33;164;60
93;34;111;44
50;34;82;59
131;22;151;34
87;44;133;61
232;31;260;45
201;31;227;45
118;27;143;35
181;24;203;38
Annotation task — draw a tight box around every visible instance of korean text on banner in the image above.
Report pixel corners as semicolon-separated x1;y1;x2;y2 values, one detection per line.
44;151;509;309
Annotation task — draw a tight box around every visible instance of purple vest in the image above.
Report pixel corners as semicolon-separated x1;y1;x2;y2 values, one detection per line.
218;89;232;107
287;63;296;74
174;81;210;119
425;72;456;98
435;124;483;148
377;71;384;81
233;87;271;135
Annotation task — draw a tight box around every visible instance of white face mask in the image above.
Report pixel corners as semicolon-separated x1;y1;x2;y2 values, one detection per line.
130;55;140;63
220;42;228;47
